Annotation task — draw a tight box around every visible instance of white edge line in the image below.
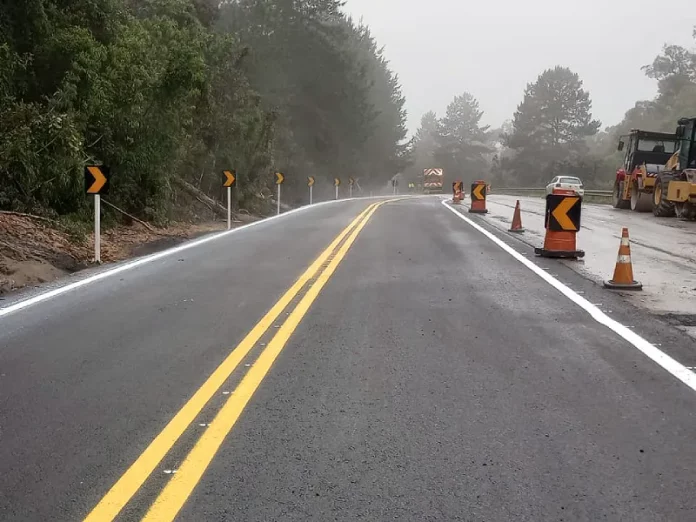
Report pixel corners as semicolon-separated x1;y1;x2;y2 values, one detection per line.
440;199;696;393
0;196;397;319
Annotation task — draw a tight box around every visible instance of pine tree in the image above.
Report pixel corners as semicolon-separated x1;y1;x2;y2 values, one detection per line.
434;92;491;184
506;66;600;185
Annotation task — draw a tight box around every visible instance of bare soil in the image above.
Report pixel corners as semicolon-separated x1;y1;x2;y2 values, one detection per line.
0;212;256;295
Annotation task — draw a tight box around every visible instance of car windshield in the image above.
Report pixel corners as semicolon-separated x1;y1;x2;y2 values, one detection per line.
559;177;582;184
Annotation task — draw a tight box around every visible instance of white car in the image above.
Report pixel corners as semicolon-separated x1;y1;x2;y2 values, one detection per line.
545;176;584;197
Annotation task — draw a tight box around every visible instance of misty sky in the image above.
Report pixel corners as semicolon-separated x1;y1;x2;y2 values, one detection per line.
343;0;695;135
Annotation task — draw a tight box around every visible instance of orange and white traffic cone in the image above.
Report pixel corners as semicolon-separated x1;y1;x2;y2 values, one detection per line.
508;200;525;233
604;228;642;290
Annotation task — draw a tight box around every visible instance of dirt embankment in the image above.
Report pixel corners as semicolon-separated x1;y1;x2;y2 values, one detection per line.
0;211;257;295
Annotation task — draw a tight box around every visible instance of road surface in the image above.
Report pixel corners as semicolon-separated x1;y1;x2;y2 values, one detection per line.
1;196;696;521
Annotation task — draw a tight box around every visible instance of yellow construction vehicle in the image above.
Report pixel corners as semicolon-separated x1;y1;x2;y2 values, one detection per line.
653;117;696;219
613;130;679;211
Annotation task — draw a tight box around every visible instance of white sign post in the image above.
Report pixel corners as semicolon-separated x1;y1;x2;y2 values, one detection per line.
227;186;232;230
309;185;313;205
223;170;236;228
94;194;101;263
85;165;108;264
277;183;281;215
335;185;339;200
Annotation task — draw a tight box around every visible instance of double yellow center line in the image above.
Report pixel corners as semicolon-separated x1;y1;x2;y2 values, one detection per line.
84;200;389;522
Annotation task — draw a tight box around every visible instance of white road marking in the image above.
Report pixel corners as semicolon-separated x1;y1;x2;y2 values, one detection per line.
0;196;400;320
441;199;696;393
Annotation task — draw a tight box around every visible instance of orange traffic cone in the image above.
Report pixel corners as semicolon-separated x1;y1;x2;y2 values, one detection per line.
604;228;642;290
508;200;525;233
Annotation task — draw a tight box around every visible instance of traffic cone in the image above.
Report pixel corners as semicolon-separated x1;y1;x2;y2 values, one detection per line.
604;228;642;290
508;200;525;233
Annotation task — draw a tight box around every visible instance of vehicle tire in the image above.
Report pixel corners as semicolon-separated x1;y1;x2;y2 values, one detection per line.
630;183;652;212
674;202;696;220
612;181;630;209
652;172;676;217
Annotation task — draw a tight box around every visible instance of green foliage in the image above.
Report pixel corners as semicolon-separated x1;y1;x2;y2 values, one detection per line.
0;0;408;217
402;111;438;184
504;66;600;186
588;27;696;185
433;93;491;185
218;2;408;201
404;94;492;188
412;27;694;190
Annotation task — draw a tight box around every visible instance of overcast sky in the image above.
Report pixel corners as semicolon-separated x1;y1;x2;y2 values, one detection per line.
342;0;695;135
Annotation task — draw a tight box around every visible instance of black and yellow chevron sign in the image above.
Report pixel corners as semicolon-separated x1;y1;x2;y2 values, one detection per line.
545;194;581;232
223;170;236;187
275;172;285;185
84;166;110;195
471;182;486;201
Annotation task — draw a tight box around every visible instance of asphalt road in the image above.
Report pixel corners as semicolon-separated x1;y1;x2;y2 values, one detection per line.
2;196;696;521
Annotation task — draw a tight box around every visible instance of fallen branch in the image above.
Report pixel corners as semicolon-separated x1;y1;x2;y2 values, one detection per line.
0;210;58;225
100;198;157;233
195;196;218;216
173;177;232;218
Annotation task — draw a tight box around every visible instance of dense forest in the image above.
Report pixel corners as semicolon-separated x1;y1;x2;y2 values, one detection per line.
0;0;408;224
2;2;694;226
405;27;696;190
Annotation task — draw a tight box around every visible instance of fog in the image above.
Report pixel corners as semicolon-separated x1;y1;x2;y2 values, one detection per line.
343;0;695;133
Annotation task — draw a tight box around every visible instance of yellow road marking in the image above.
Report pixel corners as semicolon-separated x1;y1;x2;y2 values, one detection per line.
141;201;386;521
551;196;579;231
83;202;378;522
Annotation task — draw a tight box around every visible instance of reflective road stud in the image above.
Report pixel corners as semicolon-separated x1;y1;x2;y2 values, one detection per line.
604;228;642;290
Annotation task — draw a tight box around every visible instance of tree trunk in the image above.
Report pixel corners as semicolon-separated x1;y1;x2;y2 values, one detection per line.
173;177;230;218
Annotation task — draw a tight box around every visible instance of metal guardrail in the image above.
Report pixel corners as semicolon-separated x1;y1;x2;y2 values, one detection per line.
494;187;612;197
